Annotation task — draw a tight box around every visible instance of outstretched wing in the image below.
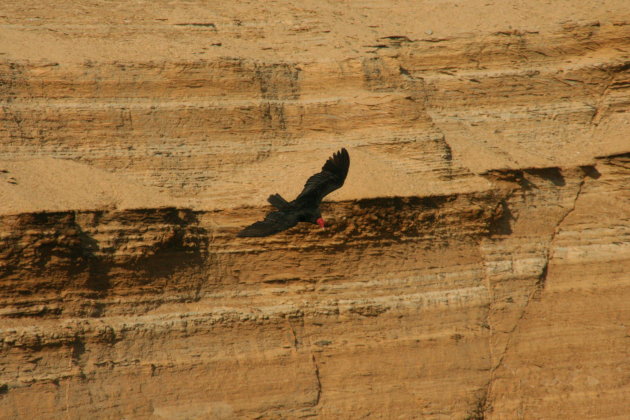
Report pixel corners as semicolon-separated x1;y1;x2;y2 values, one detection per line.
295;148;350;206
237;211;298;237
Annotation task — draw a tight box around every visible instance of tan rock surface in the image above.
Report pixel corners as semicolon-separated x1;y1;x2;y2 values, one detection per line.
0;158;172;215
0;1;629;419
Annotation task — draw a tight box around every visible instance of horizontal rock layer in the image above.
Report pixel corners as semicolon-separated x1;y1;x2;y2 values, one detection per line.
0;17;628;208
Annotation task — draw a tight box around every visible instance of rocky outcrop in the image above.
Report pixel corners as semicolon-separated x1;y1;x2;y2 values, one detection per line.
0;1;629;419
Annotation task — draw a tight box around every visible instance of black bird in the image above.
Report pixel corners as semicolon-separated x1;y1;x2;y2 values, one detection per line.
238;148;350;237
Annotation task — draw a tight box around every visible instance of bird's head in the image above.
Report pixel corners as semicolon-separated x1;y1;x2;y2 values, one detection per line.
309;211;325;229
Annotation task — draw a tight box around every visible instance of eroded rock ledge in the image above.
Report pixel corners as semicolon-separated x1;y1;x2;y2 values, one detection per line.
1;154;627;418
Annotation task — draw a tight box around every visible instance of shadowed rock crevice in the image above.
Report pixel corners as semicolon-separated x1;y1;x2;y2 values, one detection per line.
310;353;323;408
0;208;208;317
465;390;488;420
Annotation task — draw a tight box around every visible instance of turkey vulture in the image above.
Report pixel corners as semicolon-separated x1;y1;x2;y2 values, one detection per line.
238;148;350;237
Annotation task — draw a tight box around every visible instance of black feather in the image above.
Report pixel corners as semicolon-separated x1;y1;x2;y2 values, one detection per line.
267;193;291;210
295;148;350;205
237;211;298;237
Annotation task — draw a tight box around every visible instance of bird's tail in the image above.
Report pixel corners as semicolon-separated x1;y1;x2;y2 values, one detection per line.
267;193;291;210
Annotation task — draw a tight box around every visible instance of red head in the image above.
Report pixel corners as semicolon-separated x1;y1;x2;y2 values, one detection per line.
316;217;325;229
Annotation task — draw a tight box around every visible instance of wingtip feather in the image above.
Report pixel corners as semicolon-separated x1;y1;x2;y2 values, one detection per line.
323;147;350;176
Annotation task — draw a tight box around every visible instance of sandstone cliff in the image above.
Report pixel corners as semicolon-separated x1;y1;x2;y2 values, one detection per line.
0;1;629;419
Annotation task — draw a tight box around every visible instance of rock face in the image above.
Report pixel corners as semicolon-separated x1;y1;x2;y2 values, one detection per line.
0;1;629;419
